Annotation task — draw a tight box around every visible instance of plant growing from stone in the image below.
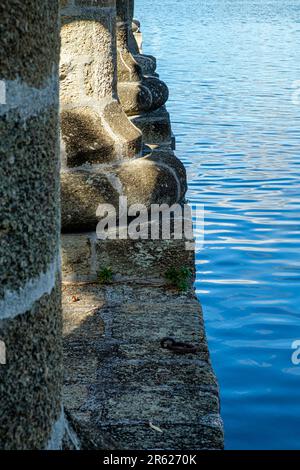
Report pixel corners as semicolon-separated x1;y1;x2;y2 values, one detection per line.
165;267;192;292
98;267;114;285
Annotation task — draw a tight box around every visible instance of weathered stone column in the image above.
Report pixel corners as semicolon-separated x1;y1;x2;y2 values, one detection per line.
116;0;168;116
116;0;174;147
60;0;186;233
127;0;157;75
0;0;63;449
60;0;142;165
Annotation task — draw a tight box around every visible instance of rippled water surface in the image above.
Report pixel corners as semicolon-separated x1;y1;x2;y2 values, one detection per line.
136;0;300;449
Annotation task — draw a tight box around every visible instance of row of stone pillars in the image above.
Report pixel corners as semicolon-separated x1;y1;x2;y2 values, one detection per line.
60;0;186;234
0;0;186;449
0;0;223;450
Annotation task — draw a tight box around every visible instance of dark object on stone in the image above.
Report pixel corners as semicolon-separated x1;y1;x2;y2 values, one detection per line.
160;337;200;355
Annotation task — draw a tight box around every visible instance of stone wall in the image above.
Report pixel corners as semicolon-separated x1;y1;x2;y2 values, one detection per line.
61;0;224;450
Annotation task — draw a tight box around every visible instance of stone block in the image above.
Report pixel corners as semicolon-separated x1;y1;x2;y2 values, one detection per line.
105;299;204;343
131;106;173;145
61;232;194;283
98;359;217;388
62;283;223;450
61;234;93;282
61;108;116;166
61;170;120;232
98;421;224;450
100;388;220;423
94;238;194;280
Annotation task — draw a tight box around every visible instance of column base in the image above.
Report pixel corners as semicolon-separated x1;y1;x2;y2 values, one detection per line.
61;100;143;166
131;106;175;149
118;77;169;116
61;150;187;232
133;54;157;76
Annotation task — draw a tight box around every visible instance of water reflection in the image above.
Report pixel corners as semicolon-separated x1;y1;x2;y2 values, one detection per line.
137;0;300;449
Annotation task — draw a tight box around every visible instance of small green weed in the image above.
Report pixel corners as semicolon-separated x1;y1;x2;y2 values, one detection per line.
165;267;192;292
98;267;113;285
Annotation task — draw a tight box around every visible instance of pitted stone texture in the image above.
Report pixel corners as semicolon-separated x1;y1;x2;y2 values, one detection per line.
143;77;169;110
118;82;153;116
131;106;173;146
60;4;142;163
119;77;169;116
60;13;116;101
116;0;169;115
61;150;187;232
134;54;157;76
61;170;120;232
0;0;62;451
0;108;60;297
117;152;187;207
61;107;115;166
0;279;62;450
62;284;224;450
100;421;224;450
61;235;92;281
0;1;59;88
94;238;194;280
62;231;195;285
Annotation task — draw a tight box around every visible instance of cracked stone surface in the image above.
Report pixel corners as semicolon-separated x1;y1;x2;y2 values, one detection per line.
62;283;224;450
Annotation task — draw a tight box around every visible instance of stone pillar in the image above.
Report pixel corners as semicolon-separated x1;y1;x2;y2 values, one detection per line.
60;0;142;165
60;0;186;233
0;0;63;449
116;0;168;116
127;0;157;75
116;0;173;147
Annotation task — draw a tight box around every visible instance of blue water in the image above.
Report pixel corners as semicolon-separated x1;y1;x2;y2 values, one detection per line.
136;0;300;450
